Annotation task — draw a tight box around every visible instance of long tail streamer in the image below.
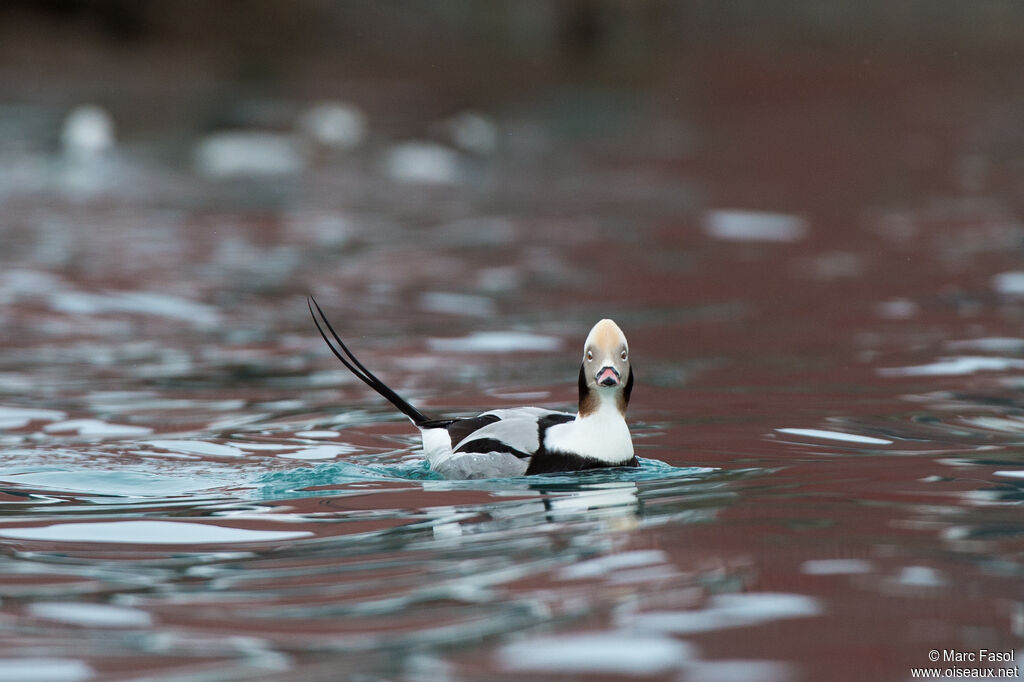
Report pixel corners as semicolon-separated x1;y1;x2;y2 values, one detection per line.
308;296;430;425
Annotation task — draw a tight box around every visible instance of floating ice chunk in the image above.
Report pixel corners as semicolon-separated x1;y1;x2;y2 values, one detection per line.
687;661;797;682
294;430;341;439
195;131;306;178
559;550;670;580
498;632;695;675
0;520;312;544
993;271;1024;296
144;440;245;458
699;592;824;619
300;370;360;387
232;443;303;452
419;292;496;317
801;559;874;575
607;565;682;585
947;337;1024;353
0;406;65;430
704;210;807;242
0;269;64;299
995;470;1024;479
28;602;153;628
897;565;947;587
0;373;35;393
879;356;1024;377
0;658;94;682
775;428;893;445
963;416;1024;433
477;266;521;292
874;298;918;319
298;101;367;149
428;331;561;353
384;142;460;185
625;592;822;635
61;104;115;159
277;444;354;460
445;111;499;155
49;290;219;328
43;420;153;437
283;211;355;249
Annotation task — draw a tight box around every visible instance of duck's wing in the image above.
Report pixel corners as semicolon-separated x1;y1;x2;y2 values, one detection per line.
417;413;501;452
450;408;574;459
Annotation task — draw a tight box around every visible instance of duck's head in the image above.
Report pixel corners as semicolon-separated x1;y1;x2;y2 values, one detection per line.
579;319;633;416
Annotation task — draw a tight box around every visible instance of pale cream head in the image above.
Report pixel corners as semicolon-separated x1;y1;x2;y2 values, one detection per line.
582;319;629;389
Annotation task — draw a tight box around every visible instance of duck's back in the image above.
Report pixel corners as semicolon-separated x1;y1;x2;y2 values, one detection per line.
419;407;574;479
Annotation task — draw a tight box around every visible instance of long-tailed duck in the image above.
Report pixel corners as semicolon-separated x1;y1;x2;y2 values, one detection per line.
309;297;636;478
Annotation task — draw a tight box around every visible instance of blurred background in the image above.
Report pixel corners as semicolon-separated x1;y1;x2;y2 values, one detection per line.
3;0;1023;373
2;3;1024;680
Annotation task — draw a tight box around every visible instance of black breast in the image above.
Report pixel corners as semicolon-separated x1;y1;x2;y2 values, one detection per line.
526;451;639;475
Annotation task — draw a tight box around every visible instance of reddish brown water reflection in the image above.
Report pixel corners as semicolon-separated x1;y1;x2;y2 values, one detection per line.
0;43;1022;682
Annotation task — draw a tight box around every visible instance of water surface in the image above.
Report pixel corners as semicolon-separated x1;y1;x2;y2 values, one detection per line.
1;47;1024;682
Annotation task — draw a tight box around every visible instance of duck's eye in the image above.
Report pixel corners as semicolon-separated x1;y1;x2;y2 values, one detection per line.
586;350;593;362
620;350;628;361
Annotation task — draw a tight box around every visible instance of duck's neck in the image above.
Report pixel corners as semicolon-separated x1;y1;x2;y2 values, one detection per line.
577;365;631;419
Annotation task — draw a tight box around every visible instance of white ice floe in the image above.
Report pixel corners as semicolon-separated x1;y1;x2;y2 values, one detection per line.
704;210;807;243
384;142;460;185
61;104;115;159
298;101;366;149
144;440;245;458
992;271;1024;296
277;444;354;460
427;331;561;353
419;292;496;317
232;443;303;452
897;565;947;587
444;111;499;155
0;520;312;544
28;602;153;628
294;430;341;439
963;416;1024;433
624;592;822;635
0;406;65;430
874;298;918;319
801;558;874;575
498;631;696;675
559;550;670;580
686;661;797;682
878;356;1024;377
946;337;1024;353
0;658;94;682
995;470;1024;479
49;290;220;328
775;428;893;445
43;420;153;437
194;131;306;178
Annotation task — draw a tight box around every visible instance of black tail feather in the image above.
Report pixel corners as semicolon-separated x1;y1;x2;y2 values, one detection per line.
308;296;431;425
